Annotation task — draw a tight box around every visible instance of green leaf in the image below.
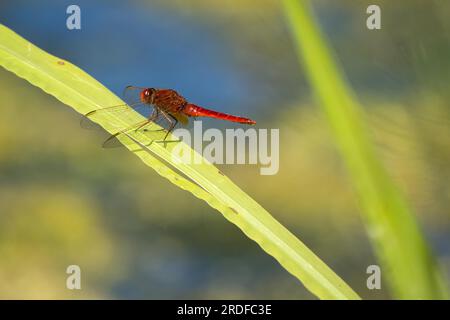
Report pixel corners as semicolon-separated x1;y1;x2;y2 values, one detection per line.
283;0;449;299
0;23;360;299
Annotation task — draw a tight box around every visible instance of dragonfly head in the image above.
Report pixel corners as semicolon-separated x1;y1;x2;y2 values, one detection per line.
140;88;155;104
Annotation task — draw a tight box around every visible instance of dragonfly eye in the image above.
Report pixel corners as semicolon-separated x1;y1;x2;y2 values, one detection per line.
140;89;151;102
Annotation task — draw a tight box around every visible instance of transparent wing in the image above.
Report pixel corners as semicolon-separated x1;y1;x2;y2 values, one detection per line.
123;85;147;105
81;85;152;130
80;102;154;129
82;86;186;148
102;112;169;148
102;119;154;148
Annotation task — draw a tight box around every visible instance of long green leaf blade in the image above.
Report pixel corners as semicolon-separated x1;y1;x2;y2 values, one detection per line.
0;23;360;299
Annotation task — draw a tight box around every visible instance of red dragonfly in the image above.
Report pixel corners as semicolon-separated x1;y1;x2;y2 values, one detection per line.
82;86;256;147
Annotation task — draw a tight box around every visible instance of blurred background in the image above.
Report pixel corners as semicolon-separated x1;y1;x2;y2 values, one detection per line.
0;0;449;299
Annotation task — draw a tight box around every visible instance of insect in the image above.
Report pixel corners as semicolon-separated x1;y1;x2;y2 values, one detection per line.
82;86;256;148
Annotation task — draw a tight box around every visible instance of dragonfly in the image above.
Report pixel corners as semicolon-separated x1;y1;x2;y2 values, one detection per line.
82;86;256;148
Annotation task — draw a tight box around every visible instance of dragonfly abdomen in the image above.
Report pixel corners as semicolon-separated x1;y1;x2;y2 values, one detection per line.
182;104;256;125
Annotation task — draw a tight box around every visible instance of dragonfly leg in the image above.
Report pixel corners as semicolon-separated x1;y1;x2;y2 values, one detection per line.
154;111;180;146
165;115;178;141
134;109;159;132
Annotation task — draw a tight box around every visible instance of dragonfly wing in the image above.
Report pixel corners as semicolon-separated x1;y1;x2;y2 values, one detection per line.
123;86;147;105
102;119;153;148
80;103;153;130
102;111;167;148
